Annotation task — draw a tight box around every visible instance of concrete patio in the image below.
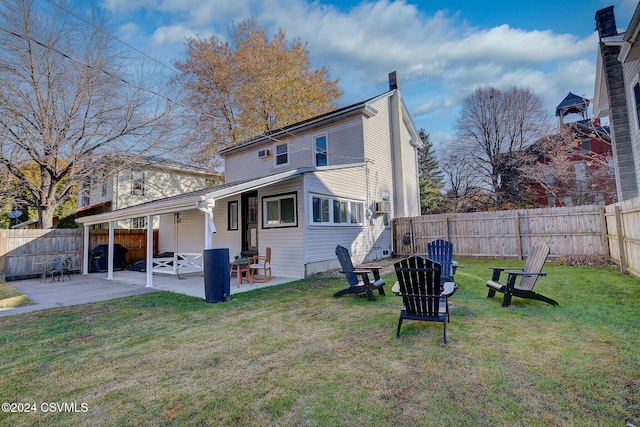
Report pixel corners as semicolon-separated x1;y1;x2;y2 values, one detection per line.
0;270;298;317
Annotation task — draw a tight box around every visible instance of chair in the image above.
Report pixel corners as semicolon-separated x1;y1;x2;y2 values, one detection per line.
486;242;558;307
427;239;460;284
394;256;457;343
47;256;73;283
249;247;272;283
333;245;385;301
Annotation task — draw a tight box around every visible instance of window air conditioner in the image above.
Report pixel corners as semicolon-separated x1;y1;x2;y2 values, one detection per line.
258;149;271;159
375;200;390;213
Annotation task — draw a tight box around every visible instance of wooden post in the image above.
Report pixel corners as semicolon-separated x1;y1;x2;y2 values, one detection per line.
600;208;610;258
614;206;627;274
514;212;523;260
443;216;449;241
0;232;6;282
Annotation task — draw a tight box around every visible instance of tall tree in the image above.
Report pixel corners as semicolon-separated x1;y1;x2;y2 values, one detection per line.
417;130;444;213
453;87;549;208
0;0;178;228
173;18;342;168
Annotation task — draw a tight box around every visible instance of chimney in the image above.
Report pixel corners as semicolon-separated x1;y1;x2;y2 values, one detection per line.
389;71;399;91
595;6;617;39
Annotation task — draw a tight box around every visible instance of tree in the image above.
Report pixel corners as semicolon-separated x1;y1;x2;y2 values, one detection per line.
417;130;444;213
173;18;342;168
453;87;549;209
0;0;179;228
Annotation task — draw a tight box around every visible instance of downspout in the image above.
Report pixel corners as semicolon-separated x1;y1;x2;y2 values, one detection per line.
197;199;216;250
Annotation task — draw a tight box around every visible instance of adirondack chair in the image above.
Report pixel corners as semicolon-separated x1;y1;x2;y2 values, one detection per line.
486;242;558;307
333;245;386;301
394;256;457;343
427;239;459;284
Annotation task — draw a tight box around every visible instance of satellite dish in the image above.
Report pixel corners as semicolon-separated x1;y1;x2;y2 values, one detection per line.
7;210;22;219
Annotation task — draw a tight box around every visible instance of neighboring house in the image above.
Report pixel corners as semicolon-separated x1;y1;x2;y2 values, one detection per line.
527;93;616;207
76;156;223;228
75;72;422;285
593;5;640;201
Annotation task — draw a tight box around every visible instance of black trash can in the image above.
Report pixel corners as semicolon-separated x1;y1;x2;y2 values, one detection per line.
203;248;231;303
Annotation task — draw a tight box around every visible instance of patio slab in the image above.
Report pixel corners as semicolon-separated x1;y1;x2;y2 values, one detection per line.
0;270;297;317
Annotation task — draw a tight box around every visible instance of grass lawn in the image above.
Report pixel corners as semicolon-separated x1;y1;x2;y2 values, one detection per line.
0;258;639;426
0;282;33;309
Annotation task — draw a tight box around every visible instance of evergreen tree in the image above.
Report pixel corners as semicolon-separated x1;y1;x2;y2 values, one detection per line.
417;130;444;214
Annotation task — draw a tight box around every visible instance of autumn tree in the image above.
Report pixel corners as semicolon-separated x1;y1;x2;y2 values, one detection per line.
0;0;179;228
417;130;444;213
173;18;342;168
453;87;549;209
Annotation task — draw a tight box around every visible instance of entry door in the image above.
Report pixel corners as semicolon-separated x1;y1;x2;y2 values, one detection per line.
241;191;258;256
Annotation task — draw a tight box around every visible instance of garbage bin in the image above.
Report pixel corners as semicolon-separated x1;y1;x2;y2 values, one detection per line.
203;248;230;303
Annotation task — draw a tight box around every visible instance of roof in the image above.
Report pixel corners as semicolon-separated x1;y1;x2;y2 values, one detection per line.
219;91;393;156
74;163;365;226
555;92;589;117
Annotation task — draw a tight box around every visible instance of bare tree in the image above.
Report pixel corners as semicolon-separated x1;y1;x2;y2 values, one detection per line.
0;0;179;228
453;87;549;208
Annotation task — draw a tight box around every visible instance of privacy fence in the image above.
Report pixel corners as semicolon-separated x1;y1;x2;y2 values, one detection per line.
0;229;155;281
393;197;640;280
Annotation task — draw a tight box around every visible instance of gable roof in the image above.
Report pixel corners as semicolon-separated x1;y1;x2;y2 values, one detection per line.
218;90;394;156
555;92;589;117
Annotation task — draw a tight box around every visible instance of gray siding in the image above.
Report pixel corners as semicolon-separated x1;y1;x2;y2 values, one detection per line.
623;59;640;195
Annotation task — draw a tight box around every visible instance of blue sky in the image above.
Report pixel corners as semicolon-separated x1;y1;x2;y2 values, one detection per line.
73;0;639;154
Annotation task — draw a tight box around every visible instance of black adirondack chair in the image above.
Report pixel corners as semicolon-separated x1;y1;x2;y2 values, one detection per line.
333;245;385;301
427;239;459;284
486;242;558;307
394;256;457;343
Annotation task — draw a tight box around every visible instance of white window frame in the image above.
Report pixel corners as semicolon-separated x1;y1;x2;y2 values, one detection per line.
131;170;145;195
275;143;289;167
313;133;328;167
310;194;364;226
262;192;297;228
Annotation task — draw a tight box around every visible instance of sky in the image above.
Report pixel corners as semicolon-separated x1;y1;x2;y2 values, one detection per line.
69;0;639;155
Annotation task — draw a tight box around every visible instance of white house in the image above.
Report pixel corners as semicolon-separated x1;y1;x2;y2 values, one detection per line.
76;155;223;228
75;72;421;286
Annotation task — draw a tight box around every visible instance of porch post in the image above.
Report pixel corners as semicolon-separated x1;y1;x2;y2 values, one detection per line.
146;214;154;287
82;224;90;275
197;199;215;250
107;221;114;280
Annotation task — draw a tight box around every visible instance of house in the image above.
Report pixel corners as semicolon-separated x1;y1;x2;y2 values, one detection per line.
75;72;421;286
593;5;640;201
527;92;616;207
76;155;223;228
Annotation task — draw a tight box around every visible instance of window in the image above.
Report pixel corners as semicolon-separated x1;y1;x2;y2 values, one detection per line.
275;143;288;165
634;83;640;129
262;193;297;228
575;162;586;181
311;194;364;226
228;201;238;231
314;134;327;166
131;217;146;229
131;170;145;195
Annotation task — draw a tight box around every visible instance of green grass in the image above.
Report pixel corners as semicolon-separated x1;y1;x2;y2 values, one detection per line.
0;282;33;309
0;259;639;426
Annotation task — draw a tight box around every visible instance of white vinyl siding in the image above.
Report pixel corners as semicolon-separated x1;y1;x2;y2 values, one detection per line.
158;210;206;254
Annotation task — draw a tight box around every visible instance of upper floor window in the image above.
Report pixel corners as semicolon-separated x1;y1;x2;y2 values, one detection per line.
314;134;328;166
275;143;288;166
131;170;145;195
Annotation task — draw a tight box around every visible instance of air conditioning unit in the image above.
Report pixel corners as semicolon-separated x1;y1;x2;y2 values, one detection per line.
258;149;271;159
375;200;390;214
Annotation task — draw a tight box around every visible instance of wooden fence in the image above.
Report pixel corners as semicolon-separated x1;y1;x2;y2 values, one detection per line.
604;197;640;279
0;229;156;281
393;199;640;280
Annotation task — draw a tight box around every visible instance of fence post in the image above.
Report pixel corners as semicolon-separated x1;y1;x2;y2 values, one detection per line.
614;205;627;274
0;232;6;282
514;212;523;260
600;208;610;258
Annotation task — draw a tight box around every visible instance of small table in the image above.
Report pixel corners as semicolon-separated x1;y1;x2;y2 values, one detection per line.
230;260;250;287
